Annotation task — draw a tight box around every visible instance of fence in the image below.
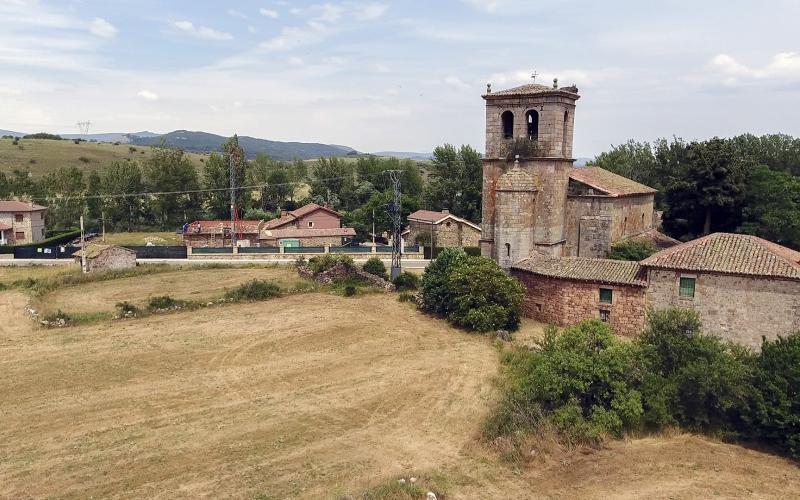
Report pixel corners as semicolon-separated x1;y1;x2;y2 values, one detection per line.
12;245;79;259
238;247;280;254
124;246;187;259
423;246;480;259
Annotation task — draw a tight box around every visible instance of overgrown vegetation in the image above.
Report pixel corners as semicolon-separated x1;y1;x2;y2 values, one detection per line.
420;247;524;332
606;239;658;261
223;279;281;302
147;295;190;312
486;309;800;460
305;254;355;274
362;257;389;280
393;271;420;291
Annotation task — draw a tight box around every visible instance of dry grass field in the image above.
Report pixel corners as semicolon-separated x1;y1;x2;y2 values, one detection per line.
31;266;307;315
101;231;182;246
0;138;207;177
1;279;798;498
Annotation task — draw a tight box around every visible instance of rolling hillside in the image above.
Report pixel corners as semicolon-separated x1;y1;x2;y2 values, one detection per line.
130;130;358;161
0;137;207;177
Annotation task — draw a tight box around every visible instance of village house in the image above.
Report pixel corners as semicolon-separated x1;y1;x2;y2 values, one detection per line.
73;244;137;273
483;81;800;349
0;200;47;245
183;203;356;248
404;209;481;248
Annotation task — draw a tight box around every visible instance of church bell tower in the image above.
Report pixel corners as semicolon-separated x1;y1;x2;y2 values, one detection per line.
479;78;580;267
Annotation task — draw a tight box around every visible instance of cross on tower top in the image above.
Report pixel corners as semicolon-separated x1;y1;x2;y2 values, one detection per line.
531;70;539;83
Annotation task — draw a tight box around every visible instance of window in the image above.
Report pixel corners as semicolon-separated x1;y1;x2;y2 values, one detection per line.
679;277;696;298
505;242;511;257
15;231;25;240
307;221;314;228
14;213;23;222
562;111;570;156
526;110;539;141
501;111;514;139
536;303;543;313
599;288;613;304
599;309;610;322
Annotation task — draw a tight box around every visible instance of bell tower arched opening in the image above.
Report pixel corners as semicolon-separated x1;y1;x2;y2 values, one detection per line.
526;110;539;141
501;111;514;139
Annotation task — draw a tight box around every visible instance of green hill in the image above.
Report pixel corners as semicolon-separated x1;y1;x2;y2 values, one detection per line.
0;137;208;178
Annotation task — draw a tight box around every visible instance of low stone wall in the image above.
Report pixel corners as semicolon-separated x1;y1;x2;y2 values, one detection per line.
298;262;395;291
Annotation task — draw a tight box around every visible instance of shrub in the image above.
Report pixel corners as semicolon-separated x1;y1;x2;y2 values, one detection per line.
749;334;800;458
362;257;389;280
419;247;468;315
607;239;658;261
343;284;357;297
307;254;354;275
223;279;280;302
398;291;416;302
23;132;62;140
78;156;91;163
128;146;138;153
147;295;184;311
115;301;139;318
393;271;419;291
42;309;73;326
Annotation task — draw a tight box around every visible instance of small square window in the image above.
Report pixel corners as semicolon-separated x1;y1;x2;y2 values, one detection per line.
599;288;613;304
679;277;696;298
599;309;610;322
307;221;314;228
535;303;542;313
15;213;23;222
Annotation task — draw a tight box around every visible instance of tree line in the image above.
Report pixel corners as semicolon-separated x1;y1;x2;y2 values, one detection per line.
593;133;800;249
0;136;484;243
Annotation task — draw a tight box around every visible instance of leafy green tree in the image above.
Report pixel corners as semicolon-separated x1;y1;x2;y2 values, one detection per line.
8;169;40;198
265;168;293;208
419;247;469;315
310;157;355;209
344;190;419;241
362;257;389;280
40;166;85;230
0;172;9;198
143;147;201;228
424;144;482;223
102;161;144;231
738;164;800;248
606;239;658;261
248;154;283;210
203;153;230;219
85;171;103;224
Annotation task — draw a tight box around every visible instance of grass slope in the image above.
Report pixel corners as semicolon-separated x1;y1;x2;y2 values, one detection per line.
0;138;207;177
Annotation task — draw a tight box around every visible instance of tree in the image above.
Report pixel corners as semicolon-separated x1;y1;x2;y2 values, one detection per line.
85;171;103;224
143;147;201;228
265;168;293;208
248;154;283;210
424;144;482;223
203;153;230;219
607;239;658;261
102;161;144;231
0;172;9;199
738;165;800;248
309;157;355;209
344;190;419;242
40;167;85;230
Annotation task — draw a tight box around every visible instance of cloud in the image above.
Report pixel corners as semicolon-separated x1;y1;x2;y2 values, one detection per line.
710;52;800;81
259;22;330;51
90;18;117;38
137;90;159;101
259;8;279;19
172;21;233;41
227;9;248;19
355;4;388;21
460;0;503;13
444;76;470;90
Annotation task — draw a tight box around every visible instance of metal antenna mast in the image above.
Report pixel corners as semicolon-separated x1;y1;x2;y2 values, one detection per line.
76;121;91;137
387;170;403;280
228;138;241;248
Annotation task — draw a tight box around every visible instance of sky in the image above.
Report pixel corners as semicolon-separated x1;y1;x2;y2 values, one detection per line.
2;0;800;157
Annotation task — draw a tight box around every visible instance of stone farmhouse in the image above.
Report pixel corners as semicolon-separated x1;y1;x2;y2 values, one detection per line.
404;209;481;248
183;203;356;248
73;244;137;273
0;200;47;245
482;81;800;348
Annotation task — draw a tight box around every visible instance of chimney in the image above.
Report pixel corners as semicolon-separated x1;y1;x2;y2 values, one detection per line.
280;209;288;217
442;209;450;215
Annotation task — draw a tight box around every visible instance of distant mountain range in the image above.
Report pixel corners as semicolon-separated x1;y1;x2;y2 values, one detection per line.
372;151;432;161
0;129;26;137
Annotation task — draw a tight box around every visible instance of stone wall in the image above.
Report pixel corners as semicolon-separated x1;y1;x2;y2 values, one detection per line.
564;194;654;257
646;269;800;349
406;220;480;248
512;269;647;337
86;248;136;273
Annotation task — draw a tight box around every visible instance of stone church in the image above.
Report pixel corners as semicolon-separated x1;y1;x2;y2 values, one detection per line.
479;80;667;268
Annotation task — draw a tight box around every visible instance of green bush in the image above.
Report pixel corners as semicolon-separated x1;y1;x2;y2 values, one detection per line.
147;295;185;311
307;254;354;274
393;271;420;291
362;257;389;280
42;309;72;325
419;247;468;315
749;334;800;458
343;284;357;297
398;291;416;302
224;279;280;302
606;239;658;261
115;301;139;317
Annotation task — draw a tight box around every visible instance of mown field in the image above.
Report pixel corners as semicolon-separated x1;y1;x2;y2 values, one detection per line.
0;267;798;499
0;138;207;177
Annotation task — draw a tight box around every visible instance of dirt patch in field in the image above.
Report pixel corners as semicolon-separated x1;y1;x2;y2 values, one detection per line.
0;264;79;284
35;266;307;315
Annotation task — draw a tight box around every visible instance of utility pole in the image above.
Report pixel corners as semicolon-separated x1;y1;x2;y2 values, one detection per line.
229;147;237;248
372;208;376;247
101;209;106;243
80;215;87;273
386;170;403;280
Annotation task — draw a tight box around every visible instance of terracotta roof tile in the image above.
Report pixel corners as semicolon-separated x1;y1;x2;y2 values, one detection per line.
512;253;646;286
618;228;681;250
289;203;341;218
0;200;47;212
483;83;580;98
73;243;135;259
263;214;296;229
260;227;356;239
407;210;481;231
640;233;800;279
0;222;11;230
569;167;656;197
187;220;263;234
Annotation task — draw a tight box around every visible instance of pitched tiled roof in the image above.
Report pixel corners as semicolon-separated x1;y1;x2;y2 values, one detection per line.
618;228;681;250
512;253;646;286
569;167;656;197
0;200;47;212
407;210;481;231
262;203;342;229
640;233;800;279
483;83;580;98
0;222;12;230
186;220;263;234
260;227;356;240
263;214;296;229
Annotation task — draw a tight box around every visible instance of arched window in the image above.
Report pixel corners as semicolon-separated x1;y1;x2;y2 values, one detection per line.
505;242;511;257
526;110;539;141
501;111;514;139
562;110;570;156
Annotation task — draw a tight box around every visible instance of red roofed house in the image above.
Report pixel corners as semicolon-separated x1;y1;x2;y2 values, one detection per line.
182;203;356;248
0;200;47;245
259;203;355;247
405;209;481;248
